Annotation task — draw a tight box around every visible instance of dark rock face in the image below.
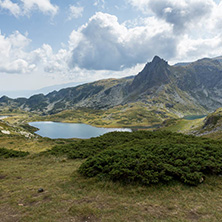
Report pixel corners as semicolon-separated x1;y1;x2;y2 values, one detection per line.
129;56;170;92
1;55;222;114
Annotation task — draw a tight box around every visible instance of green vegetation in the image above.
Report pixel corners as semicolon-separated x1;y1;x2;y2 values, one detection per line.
188;108;222;139
45;131;222;186
79;142;222;186
1;112;222;221
160;117;205;133
1;155;222;221
34;103;178;128
44;131;133;158
0;147;29;158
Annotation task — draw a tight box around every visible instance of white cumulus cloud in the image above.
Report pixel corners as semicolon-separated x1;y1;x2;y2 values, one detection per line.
69;12;175;70
0;0;58;17
128;0;215;33
0;31;36;74
67;5;83;20
21;0;58;16
0;0;21;17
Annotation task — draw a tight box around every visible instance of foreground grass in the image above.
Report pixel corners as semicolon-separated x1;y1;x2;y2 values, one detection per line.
1;155;222;222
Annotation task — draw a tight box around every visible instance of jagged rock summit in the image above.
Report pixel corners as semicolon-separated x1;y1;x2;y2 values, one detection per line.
129;56;170;92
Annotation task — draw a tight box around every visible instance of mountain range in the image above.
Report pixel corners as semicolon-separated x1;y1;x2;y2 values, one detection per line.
0;81;83;99
1;55;222;119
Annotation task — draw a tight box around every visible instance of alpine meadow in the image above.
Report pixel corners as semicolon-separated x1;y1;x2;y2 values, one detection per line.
1;0;222;221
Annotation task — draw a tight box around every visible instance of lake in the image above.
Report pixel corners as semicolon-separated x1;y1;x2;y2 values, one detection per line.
29;121;132;139
183;115;206;120
0;116;8;120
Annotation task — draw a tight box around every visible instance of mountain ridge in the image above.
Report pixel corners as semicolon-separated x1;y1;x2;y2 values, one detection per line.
1;55;222;120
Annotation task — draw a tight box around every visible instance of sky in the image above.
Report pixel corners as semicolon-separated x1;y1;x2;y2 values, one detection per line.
0;0;222;96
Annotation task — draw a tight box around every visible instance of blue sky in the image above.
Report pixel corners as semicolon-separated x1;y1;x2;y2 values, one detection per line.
0;0;222;96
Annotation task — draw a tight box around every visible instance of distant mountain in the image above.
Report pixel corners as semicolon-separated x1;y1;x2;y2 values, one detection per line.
0;81;83;99
1;56;222;118
174;55;222;67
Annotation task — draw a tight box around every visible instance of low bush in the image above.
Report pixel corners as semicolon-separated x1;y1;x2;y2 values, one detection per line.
0;147;29;158
44;130;221;160
44;131;134;158
44;130;222;185
79;141;222;185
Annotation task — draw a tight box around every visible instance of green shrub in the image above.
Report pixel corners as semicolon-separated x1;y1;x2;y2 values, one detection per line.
44;130;222;185
44;131;134;158
45;130;221;160
79;142;222;186
0;148;29;158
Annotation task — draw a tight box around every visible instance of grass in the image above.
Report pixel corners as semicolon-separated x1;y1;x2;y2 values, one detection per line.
161;117;205;133
32;103;178;128
0;134;56;153
1;110;222;221
0;132;79;154
1;155;222;222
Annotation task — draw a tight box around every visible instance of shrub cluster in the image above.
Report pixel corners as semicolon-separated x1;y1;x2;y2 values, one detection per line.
0;147;29;158
46;131;193;158
44;131;134;158
45;130;222;185
79;141;222;185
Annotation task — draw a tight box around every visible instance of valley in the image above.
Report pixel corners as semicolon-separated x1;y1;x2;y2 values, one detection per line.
1;55;222;222
2;0;222;221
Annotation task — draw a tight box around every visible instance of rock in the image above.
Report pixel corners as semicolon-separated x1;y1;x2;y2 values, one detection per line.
199;177;204;183
38;188;44;193
1;130;10;135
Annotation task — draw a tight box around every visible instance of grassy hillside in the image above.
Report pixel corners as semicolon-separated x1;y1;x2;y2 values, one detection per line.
33;102;179;128
1;155;222;221
160;117;205;134
1;113;222;221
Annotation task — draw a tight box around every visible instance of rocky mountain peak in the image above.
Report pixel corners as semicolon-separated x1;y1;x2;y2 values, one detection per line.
151;55;167;65
129;56;170;92
0;95;12;103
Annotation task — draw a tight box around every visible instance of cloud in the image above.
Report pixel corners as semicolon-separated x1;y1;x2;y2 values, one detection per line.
0;0;58;17
176;35;222;61
31;44;70;73
128;0;214;33
94;0;105;8
0;30;72;78
0;31;36;74
1;5;222;86
69;12;176;70
0;30;71;77
67;5;83;20
0;0;21;17
21;0;58;16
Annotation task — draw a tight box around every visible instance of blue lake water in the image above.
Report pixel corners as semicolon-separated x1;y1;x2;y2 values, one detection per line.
29;121;132;139
183;115;206;120
0;116;8;120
